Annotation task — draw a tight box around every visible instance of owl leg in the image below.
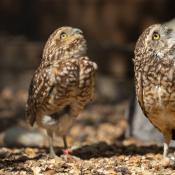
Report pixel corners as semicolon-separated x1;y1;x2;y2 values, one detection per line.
163;141;169;158
162;132;174;166
47;131;56;157
63;135;68;149
163;131;172;158
62;135;72;155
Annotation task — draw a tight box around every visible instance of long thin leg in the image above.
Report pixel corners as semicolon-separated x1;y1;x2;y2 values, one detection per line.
163;142;169;158
63;135;68;149
62;135;72;155
161;134;172;166
163;134;171;158
47;131;56;157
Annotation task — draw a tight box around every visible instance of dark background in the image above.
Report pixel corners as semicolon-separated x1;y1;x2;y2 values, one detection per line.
0;0;174;145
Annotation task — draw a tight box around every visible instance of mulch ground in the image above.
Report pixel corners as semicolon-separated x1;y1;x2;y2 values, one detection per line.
0;99;175;174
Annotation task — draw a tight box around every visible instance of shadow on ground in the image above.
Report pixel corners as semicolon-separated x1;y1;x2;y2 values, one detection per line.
72;141;165;159
0;150;42;172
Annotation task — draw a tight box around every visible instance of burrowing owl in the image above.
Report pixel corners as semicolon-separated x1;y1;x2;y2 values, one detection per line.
26;27;97;156
133;24;175;163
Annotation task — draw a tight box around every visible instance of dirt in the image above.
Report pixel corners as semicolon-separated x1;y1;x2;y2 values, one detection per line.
0;101;175;175
0;143;175;174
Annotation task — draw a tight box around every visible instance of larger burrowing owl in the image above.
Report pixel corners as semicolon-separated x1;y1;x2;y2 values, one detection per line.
26;27;97;156
133;24;175;163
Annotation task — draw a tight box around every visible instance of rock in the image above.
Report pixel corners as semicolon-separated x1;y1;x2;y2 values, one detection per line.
3;127;45;147
96;75;130;103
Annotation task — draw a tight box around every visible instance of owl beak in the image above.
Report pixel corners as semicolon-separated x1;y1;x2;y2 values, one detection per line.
73;28;83;35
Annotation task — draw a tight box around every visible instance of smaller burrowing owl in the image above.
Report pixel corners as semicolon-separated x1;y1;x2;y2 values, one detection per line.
133;24;175;164
26;27;97;156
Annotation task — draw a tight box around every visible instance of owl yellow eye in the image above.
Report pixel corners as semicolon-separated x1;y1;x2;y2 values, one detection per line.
152;32;160;40
60;32;67;40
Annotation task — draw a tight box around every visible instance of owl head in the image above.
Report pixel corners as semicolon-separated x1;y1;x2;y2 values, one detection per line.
43;26;87;62
134;24;175;61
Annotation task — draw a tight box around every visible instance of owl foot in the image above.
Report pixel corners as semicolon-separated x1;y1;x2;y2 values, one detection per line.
49;147;57;158
168;153;175;166
49;152;57;158
63;149;72;155
162;154;175;167
62;135;72;155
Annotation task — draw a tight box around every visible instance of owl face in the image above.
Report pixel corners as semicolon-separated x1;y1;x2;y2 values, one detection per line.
135;24;175;60
43;26;87;61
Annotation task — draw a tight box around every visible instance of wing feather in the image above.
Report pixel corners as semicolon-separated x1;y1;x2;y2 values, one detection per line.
78;57;97;102
26;59;79;126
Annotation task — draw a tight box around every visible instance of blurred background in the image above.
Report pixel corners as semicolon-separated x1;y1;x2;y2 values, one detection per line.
0;0;174;148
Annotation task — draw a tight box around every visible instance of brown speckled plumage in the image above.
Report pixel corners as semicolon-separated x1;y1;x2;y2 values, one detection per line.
26;27;97;156
133;24;175;162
